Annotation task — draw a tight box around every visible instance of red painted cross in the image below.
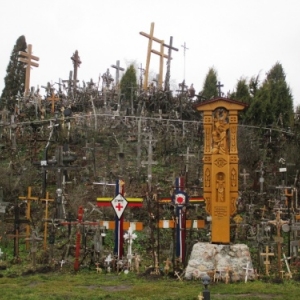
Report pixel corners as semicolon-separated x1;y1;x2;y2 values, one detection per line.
115;202;123;211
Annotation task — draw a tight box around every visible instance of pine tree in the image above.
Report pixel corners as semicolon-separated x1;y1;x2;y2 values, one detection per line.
200;67;218;100
1;35;27;110
120;64;138;102
230;78;251;104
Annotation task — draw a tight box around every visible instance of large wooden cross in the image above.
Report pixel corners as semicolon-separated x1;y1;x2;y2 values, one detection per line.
18;44;39;96
164;36;178;91
268;211;288;275
18;186;39;250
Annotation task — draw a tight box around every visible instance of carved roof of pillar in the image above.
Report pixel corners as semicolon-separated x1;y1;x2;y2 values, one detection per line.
194;97;248;112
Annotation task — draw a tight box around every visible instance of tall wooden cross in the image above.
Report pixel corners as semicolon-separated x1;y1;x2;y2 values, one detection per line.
71;50;81;91
40;192;54;250
140;22;170;90
268;211;288;275
181;42;189;81
18;44;39;96
111;60;125;87
18;186;39;250
47;92;60;113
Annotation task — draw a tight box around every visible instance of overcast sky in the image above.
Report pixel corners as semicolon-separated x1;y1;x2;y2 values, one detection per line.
1;0;300;107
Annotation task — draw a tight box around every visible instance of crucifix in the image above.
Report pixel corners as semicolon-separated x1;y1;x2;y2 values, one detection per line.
47;92;60;114
40;192;54;250
18;186;39;250
71;50;81;91
268;211;288;275
181;42;189;81
18;44;39;96
260;245;274;275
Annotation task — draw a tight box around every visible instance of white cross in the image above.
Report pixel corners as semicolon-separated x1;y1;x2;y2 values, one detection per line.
281;253;292;279
60;259;66;269
0;248;3;260
243;262;254;283
124;227;137;268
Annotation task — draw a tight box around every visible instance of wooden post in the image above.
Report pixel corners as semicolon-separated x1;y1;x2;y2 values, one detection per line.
18;186;39;250
18;44;39;96
40;192;54;250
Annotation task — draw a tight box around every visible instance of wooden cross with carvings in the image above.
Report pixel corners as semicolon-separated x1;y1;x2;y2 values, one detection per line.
268;211;288;275
47;92;60;113
18;44;39;96
18;186;39;250
260;245;274;275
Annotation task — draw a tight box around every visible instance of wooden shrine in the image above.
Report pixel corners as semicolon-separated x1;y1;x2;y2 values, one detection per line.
195;97;247;243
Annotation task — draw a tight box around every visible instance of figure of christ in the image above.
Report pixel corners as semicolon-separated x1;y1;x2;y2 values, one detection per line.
216;173;225;202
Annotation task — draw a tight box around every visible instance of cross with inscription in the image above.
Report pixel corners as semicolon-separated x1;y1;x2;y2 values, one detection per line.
71;50;81;91
216;81;224;97
47;92;60;114
18;44;39;96
18;186;39;250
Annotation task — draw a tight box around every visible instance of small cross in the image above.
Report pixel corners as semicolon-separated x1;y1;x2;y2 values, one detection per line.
240;168;250;187
216;81;224;97
260;246;274;275
0;248;3;260
47;93;60;113
60;259;66;269
243;262;253;283
281;253;292;279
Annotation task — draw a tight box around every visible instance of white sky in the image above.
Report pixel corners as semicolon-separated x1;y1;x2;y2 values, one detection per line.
1;0;300;106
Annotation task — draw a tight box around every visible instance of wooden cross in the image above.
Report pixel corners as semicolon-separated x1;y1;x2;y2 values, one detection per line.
18;44;39;96
260;205;268;219
111;60;125;86
216;81;224;97
164;36;178;91
140;22;169;90
5;203;29;258
260;246;274;275
40;192;54;250
268;211;288;275
71;50;81;91
18;186;39;250
47;92;60;113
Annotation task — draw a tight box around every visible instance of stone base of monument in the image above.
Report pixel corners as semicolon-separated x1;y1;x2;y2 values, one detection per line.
185;242;255;282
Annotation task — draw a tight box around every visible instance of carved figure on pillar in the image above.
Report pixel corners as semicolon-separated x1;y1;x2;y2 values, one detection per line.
212;109;229;154
216;173;225;202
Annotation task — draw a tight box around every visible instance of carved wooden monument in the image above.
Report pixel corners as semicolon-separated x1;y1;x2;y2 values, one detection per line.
195;97;247;243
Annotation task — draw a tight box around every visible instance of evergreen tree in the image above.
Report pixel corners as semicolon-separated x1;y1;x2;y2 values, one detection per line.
245;63;293;128
200;67;218;100
1;35;27;109
230;78;251;104
120;64;138;102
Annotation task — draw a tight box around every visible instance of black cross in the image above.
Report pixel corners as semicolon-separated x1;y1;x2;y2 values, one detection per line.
216;81;224;97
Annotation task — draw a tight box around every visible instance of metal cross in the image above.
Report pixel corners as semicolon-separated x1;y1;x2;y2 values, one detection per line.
181;42;189;81
216;81;224;97
111;60;125;86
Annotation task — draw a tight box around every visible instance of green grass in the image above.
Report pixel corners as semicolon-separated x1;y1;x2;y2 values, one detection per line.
1;268;300;300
